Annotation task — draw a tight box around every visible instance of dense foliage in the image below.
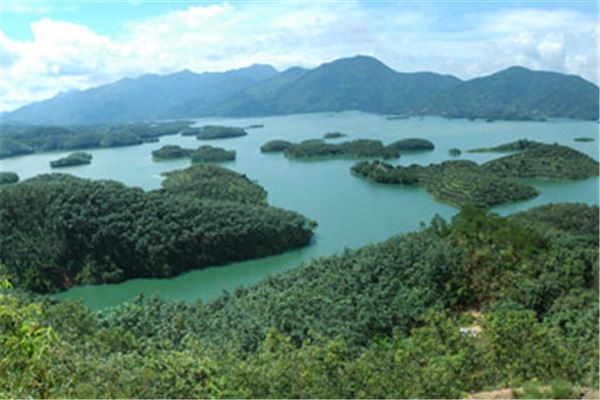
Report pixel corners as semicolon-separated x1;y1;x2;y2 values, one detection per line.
151;144;194;159
260;140;294;153
1;203;597;397
0;173;314;293
191;145;236;162
0;172;19;185
0;121;193;158
283;138;399;159
196;125;247;140
352;160;537;208
468;139;545;153
482;143;599;180
387;138;434;151
160;164;268;205
50;152;93;168
352;142;598;207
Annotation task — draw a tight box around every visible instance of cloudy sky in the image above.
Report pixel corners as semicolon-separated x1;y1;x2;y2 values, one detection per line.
1;0;598;111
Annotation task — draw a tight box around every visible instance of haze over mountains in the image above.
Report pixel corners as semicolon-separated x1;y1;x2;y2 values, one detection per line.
5;55;599;125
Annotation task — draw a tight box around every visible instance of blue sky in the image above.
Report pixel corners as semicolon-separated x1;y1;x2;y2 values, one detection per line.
1;0;598;110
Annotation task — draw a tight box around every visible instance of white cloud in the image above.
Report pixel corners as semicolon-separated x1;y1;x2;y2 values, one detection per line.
1;2;598;112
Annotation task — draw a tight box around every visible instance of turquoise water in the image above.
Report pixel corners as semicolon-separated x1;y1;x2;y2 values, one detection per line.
1;112;597;309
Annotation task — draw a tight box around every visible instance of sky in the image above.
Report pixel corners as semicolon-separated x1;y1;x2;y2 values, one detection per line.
1;0;598;111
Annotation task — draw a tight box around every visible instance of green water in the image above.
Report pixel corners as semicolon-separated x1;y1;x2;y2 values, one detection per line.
1;112;597;309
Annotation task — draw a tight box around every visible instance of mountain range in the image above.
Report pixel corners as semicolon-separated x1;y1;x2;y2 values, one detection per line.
5;55;599;125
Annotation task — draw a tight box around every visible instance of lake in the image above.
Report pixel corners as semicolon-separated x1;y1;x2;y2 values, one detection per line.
1;112;598;309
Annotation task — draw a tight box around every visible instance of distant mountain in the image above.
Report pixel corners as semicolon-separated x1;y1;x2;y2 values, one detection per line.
6;64;278;125
193;56;463;117
426;66;599;121
5;56;599;125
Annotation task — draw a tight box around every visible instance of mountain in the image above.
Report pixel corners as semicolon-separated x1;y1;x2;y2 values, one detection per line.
5;64;278;125
5;56;599;124
426;66;599;120
192;56;462;117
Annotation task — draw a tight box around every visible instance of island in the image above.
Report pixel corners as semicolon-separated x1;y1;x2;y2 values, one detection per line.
574;137;594;142
260;140;294;153
323;132;346;139
0;169;315;293
0;121;195;159
196;125;248;140
161;164;267;205
50;152;93;168
180;127;203;136
385;115;409;120
283;139;399;159
191;145;236;162
468;139;544;153
351;141;599;207
0;171;19;185
449;148;461;156
152;145;194;159
245;124;265;129
387;138;435;151
482;143;599;180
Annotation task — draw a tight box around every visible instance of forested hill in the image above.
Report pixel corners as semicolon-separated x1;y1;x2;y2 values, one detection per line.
2;203;597;398
425;66;600;121
4;64;278;125
5;56;598;124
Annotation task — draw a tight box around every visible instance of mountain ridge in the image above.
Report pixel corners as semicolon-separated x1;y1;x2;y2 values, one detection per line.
5;55;598;125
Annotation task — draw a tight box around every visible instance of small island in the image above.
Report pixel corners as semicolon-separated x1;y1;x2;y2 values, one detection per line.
449;148;461;157
468;139;544;153
152;145;194;159
196;125;248;140
352;160;537;208
387;138;434;151
386;115;409;120
323;132;346;139
191;145;236;162
245;124;264;129
161;164;268;205
50;152;93;168
0;171;19;185
574;137;594;142
260;140;294;153
351;141;599;207
284;139;399;159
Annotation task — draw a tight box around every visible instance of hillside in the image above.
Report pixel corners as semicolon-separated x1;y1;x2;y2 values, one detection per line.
5;65;278;125
197;55;462;116
5;56;598;124
427;66;599;120
2;204;597;397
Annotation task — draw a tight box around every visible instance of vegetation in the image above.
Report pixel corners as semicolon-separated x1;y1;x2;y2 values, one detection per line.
50;152;93;168
352;160;538;208
0;121;194;158
0;203;597;397
0;173;314;293
191;145;236;162
469;139;545;153
0;172;19;185
160;164;268;205
196;126;247;140
260;140;294;153
574;137;594;142
387;138;434;151
482;143;599;180
283;139;399;159
353;141;599;207
449;148;461;156
151;145;194;159
323;132;346;139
